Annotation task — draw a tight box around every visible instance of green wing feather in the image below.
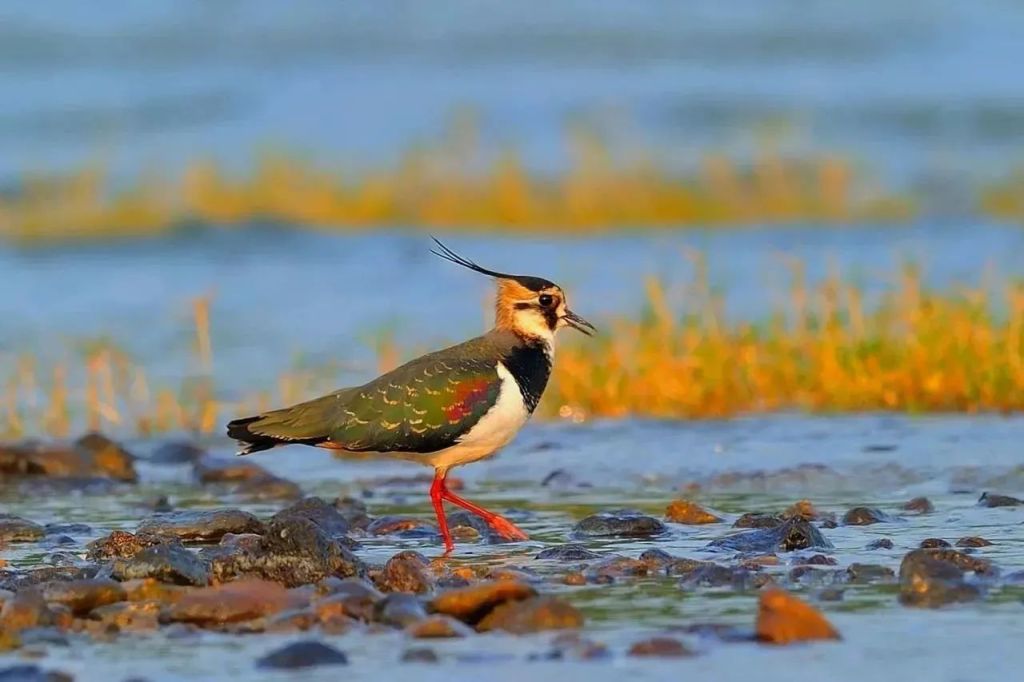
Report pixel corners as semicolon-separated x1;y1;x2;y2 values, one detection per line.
229;336;506;455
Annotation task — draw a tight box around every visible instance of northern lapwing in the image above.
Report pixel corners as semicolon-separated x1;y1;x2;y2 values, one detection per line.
227;239;594;553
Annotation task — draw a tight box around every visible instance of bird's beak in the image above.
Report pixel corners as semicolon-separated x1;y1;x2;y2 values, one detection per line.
563;309;596;336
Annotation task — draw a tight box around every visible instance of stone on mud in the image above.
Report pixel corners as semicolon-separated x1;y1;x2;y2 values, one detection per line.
271;497;350;538
202;516;364;587
535;544;601;562
110;544;210;586
0;434;137;482
898;549;988;607
841;507;895;525
136;509;264;542
0;515;44;543
42;579;126;615
707;518;833;553
379;551;433;594
476;596;584;634
573;512;667;538
0;666;73;682
0;589;56;632
256;640;348;669
86;530;177;561
756;587;840;645
956;536;993;548
430;581;537;625
165;579;307;625
628;636;693;658
665;500;723;524
88;601;161;631
901;497;935;514
732;512;784;529
406;614;473;638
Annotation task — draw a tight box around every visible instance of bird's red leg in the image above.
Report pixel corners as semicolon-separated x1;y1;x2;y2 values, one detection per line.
439;487;529;543
430;470;455;554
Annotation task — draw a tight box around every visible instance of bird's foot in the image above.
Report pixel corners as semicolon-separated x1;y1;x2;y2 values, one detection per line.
486;515;529;543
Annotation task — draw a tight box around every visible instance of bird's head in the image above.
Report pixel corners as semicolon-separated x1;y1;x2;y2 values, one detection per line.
431;238;595;345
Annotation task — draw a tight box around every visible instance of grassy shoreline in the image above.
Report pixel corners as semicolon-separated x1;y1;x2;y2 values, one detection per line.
3;263;1023;439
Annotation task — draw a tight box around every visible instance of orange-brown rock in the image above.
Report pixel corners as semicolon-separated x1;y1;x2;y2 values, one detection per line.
430;581;536;625
380;551;433;593
89;601;161;631
406;615;473;638
164;579;308;625
665;500;723;525
628;636;693;657
43;578;126;616
0;589;56;631
755;588;840;645
122;578;192;604
476;596;584;634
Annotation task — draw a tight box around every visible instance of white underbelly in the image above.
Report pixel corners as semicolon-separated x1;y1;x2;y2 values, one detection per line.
427;362;530;470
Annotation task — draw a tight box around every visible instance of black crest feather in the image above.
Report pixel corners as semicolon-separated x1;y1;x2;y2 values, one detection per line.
430;237;554;292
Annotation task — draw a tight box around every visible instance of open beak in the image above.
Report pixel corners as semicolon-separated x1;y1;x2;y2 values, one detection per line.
563;310;596;336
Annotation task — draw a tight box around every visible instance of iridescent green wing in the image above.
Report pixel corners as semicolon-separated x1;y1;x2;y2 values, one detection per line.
328;355;503;453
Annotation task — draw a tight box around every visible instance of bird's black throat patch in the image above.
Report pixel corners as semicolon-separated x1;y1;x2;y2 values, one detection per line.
503;340;552;413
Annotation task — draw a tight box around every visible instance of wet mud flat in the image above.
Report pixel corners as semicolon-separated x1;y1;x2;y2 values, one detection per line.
1;415;1023;682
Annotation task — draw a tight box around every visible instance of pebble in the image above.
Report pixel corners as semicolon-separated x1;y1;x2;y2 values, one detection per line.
627;636;693;658
164;579;307;625
42;579;126;615
901;497;935;514
110;544;210;586
406;615;473;638
136;509;263;542
572;512;667;538
535;544;601;561
0;515;45;543
665;500;723;524
431;581;537;625
256;640;348;669
476;596;584;634
841;507;895;526
755;587;840;644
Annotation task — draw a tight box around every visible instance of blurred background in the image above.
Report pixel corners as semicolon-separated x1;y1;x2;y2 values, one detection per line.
3;0;1024;437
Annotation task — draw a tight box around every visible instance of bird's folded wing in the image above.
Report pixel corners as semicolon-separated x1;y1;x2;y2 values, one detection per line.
329;357;503;453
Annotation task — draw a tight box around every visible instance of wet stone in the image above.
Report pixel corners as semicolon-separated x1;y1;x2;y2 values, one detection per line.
977;492;1023;508
431;581;537;625
0;515;44;543
535;544;601;562
846;563;896;584
842;507;895;525
42;579;126;616
956;536;993;548
193;457;301;500
136;509;263;543
88;601;161;631
380;551;433;594
234;475;302;501
0;568;96;594
920;538;952;549
0;590;56;632
680;563;753;589
86;530;176;561
272;497;350;538
376;593;427;627
256;640;348;670
203;516;364;587
110;544;210;586
406;614;473;638
637;548;675;568
401;648;439;663
148;441;206;464
665;500;723;524
756;588;840;645
333;497;372;531
165;579;307;625
44;523;91;536
733;513;784;529
573;512;667;538
899;549;983;608
628;636;693;658
476;596;584;634
585;556;653;581
366;516;436;538
783;500;836;525
866;538;894;550
902;497;935;514
707;518;833;554
0;666;73;682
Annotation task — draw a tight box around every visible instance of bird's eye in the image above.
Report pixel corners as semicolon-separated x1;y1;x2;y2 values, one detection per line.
538;294;553;307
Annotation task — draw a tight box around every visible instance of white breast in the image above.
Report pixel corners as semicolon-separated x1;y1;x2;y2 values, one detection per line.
427;362;530;471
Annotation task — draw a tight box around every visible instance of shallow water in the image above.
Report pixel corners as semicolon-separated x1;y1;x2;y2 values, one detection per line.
3;414;1023;681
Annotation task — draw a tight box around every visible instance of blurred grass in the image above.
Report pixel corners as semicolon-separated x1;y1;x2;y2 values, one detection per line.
0;121;916;244
2;258;1023;440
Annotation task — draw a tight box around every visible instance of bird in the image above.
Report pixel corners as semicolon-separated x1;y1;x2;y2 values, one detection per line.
226;238;595;553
